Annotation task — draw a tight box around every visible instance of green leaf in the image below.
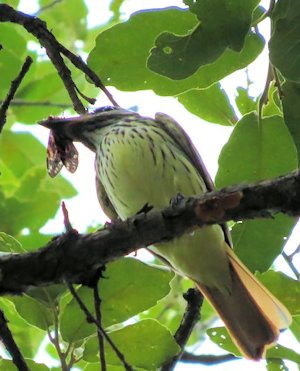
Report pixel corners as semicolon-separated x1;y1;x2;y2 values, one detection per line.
0;24;27;95
207;326;241;356
8;324;46;359
282;81;300;162
110;0;126;21
177;83;237;125
257;270;300;316
148;0;259;79
0;359;49;371
83;320;180;369
208;327;300;365
9;295;54;330
26;285;67;306
216;113;298;187
269;0;300;82
0;188;60;234
38;0;88;43
88;8;264;95
14;63;70;123
216;113;297;270
267;358;288;371
0;131;77;234
0;298;34;331
83;364;145;371
235;87;257;115
267;344;300;365
0;232;24;253
0;131;76;198
60;258;174;342
290;315;300;343
231;215;295;272
17;232;54;252
262;83;282;117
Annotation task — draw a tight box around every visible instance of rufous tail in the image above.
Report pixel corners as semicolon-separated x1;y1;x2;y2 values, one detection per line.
195;244;291;360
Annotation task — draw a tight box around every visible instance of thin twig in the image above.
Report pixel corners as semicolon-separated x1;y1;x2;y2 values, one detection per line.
161;289;203;370
61;201;74;233
66;281;133;371
0;99;71;108
251;0;276;27
272;66;284;99
0;56;33;133
289;244;300;260
282;251;300;280
180;352;237;364
258;62;274;119
0;309;29;371
33;0;62;15
93;280;107;371
58;43;119;107
48;307;69;371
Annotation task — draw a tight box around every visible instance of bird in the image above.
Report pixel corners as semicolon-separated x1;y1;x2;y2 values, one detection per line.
40;106;292;360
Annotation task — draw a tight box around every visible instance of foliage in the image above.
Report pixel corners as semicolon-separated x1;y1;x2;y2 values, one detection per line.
0;0;300;370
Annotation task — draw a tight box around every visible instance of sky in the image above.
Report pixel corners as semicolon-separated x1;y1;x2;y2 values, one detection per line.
14;0;300;370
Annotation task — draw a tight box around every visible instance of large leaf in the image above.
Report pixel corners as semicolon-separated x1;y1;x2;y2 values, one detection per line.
231;215;295;272
207;326;240;356
0;24;27;95
0;232;24;253
269;0;300;82
290;316;300;343
235;87;257;115
177;83;237;125
88;8;264;95
0;359;49;371
38;0;88;44
257;270;300;316
60;258;174;342
0;131;76;197
216;113;297;186
148;0;259;79
8;324;46;359
207;327;300;365
83;320;180;369
267;345;300;365
282;81;300;162
9;295;54;331
0;131;77;235
216;113;297;270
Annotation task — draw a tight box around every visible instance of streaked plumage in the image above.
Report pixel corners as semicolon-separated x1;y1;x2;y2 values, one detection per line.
40;107;292;360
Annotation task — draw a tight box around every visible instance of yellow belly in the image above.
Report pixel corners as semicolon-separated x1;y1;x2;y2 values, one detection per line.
96;126;231;290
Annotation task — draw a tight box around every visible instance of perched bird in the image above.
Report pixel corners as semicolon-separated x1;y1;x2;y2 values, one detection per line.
40;107;291;360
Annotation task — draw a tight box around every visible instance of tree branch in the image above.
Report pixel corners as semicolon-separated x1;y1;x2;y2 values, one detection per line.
0;310;29;370
0;56;33;133
161;289;203;370
0;4;119;113
66;281;132;371
0;170;299;294
180;352;237;364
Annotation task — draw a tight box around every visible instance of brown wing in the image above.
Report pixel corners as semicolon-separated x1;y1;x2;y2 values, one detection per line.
46;130;64;177
154;112;232;246
95;176;118;220
46;130;79;177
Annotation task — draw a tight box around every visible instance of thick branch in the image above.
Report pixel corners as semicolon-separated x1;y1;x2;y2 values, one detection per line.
0;170;299;294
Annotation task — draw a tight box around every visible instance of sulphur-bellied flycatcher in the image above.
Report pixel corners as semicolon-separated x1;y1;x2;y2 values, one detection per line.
40;107;291;360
